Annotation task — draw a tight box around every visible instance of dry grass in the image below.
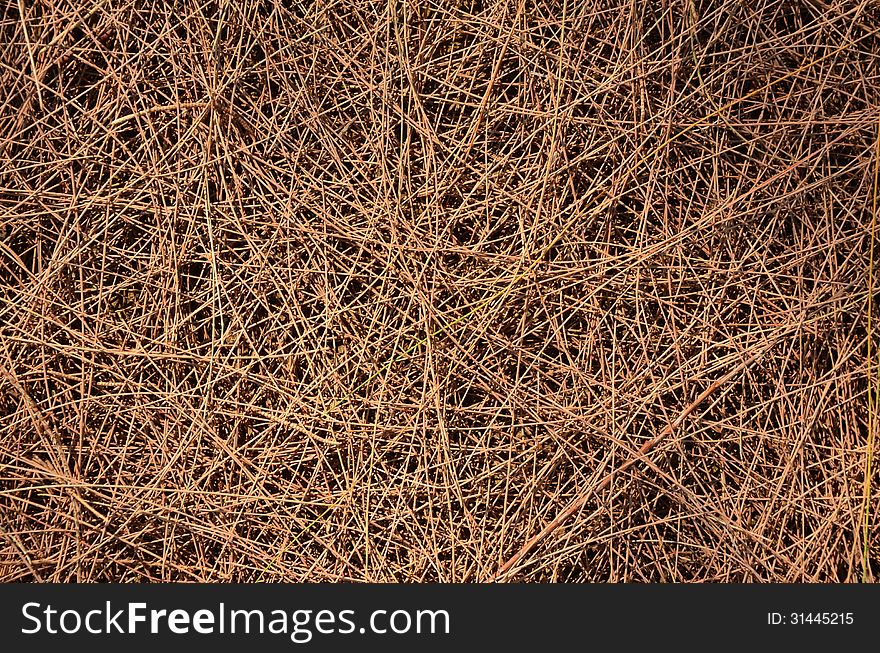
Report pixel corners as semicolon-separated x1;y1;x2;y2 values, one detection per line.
1;0;879;582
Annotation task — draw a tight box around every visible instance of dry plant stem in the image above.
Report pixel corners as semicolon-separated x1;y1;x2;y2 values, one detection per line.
327;23;880;419
863;112;880;583
494;333;784;580
17;0;41;110
2;0;878;582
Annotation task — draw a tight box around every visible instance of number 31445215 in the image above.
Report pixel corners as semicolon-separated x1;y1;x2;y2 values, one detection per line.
768;613;854;625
